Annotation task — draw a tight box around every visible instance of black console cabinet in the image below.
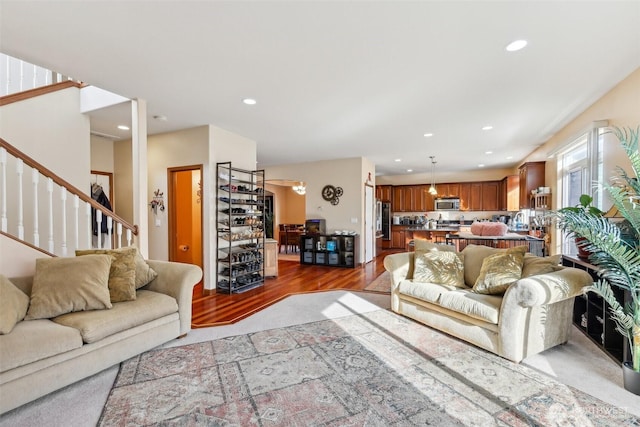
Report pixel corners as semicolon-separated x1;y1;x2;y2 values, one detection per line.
300;234;358;268
563;255;630;364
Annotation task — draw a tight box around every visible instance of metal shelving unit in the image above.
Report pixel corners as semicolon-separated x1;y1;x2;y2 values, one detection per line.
216;162;265;293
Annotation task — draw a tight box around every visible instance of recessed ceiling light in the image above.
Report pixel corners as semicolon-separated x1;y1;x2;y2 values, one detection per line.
506;40;528;52
482;125;493;131
485;151;493;155
394;158;402;162
478;164;485;168
506;156;513;160
117;125;129;130
242;98;257;105
423;133;433;137
406;169;413;172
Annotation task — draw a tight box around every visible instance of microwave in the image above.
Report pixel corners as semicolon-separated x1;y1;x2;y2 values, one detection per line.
435;198;460;211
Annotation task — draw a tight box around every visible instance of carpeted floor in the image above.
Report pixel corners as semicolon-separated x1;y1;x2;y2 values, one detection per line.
364;271;391;292
2;291;639;426
98;309;638;426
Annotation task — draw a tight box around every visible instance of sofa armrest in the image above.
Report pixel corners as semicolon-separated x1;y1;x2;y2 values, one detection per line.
383;252;414;290
144;260;203;336
511;267;593;307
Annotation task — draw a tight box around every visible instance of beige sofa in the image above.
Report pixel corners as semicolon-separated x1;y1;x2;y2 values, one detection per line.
384;243;593;362
0;259;202;414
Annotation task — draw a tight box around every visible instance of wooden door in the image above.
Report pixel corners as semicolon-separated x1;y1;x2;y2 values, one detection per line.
392;187;404;212
380;185;392;202
401;187;414;212
169;166;203;275
391;228;405;248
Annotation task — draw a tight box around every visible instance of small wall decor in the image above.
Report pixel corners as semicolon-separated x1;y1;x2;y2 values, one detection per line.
321;184;343;205
150;189;165;214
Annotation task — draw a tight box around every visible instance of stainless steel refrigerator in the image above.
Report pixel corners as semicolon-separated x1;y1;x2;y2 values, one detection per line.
382;202;391;240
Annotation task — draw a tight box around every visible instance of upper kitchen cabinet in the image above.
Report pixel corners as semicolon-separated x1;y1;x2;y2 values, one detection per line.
519;162;546;209
468;183;483;211
459;183;471;211
438;183;460;198
392;186;415;212
376;185;392;202
481;181;500;211
500;175;520;211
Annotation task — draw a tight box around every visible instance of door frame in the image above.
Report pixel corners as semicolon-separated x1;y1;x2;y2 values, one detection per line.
168;164;204;267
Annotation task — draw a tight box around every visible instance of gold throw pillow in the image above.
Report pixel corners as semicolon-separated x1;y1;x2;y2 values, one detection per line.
76;247;138;302
414;251;465;287
0;275;30;334
472;246;526;295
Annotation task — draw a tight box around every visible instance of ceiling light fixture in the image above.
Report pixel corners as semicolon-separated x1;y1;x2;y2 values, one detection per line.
117;125;129;130
292;182;306;195
428;156;437;195
394;158;402;162
485;151;493;155
423;133;433;137
407;169;413;173
478;164;485;168
482;125;493;131
242;98;257;105
506;40;528;52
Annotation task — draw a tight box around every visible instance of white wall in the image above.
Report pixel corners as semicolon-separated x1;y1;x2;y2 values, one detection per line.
90;135;115;173
1;233;50;277
1;86;93;254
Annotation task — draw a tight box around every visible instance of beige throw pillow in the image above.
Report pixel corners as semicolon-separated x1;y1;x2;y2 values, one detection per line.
25;255;113;320
414;251;465;287
0;275;30;334
472;246;526;295
521;254;562;278
131;247;158;289
76;247;138;302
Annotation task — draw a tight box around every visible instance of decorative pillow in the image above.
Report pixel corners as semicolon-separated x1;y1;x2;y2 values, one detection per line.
414;251;465;287
0;275;30;334
481;222;508;236
472;246;527;295
461;244;503;286
25;255;113;320
521;254;562;278
131;247;158;289
414;240;456;254
76;247;138;302
470;222;484;236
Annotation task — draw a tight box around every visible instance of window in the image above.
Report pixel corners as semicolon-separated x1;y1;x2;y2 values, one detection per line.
557;126;605;254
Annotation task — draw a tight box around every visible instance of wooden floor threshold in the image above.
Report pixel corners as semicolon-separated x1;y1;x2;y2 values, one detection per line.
190;249;398;328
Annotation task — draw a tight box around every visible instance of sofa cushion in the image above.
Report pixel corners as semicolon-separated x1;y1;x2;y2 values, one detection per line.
472;246;526;295
0;275;30;334
413;251;465;287
25;255;113;320
522;254;562;278
461;245;502;286
398;280;460;304
76;247;138;302
0;319;83;372
52;290;178;343
438;290;503;324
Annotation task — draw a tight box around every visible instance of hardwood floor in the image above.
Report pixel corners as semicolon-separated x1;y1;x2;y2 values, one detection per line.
191;249;400;328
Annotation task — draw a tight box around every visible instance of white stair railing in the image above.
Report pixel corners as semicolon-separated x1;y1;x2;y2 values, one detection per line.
0;138;137;256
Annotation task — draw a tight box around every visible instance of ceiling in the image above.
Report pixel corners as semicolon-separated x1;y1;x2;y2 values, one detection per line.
1;1;639;177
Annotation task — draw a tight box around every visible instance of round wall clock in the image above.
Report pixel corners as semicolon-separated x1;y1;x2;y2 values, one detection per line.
322;185;336;201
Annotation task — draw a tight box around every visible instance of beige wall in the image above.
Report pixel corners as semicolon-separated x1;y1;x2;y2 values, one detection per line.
265;157;368;262
90;135;114;173
377;167;516;186
524;67;640;254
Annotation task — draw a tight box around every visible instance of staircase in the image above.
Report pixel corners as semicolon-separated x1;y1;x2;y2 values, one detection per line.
0;138;138;258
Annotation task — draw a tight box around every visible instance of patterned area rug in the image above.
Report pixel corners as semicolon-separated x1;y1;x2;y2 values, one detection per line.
99;310;637;426
364;271;391;293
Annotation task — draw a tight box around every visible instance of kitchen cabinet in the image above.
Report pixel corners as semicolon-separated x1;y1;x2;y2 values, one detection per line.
459;183;471;211
500;175;520;211
519;161;546;209
376;185;392;202
392;187;404;212
468;183;483;211
438;183;460;198
481;181;500;211
391;226;408;249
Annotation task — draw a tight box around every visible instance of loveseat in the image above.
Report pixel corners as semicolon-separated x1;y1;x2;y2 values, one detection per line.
384;242;593;362
0;250;202;414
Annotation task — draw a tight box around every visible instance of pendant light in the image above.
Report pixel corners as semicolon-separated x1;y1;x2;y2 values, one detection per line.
292;182;306;195
428;156;437;195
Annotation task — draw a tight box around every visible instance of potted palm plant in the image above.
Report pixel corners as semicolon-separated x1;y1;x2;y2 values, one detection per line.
554;126;639;395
